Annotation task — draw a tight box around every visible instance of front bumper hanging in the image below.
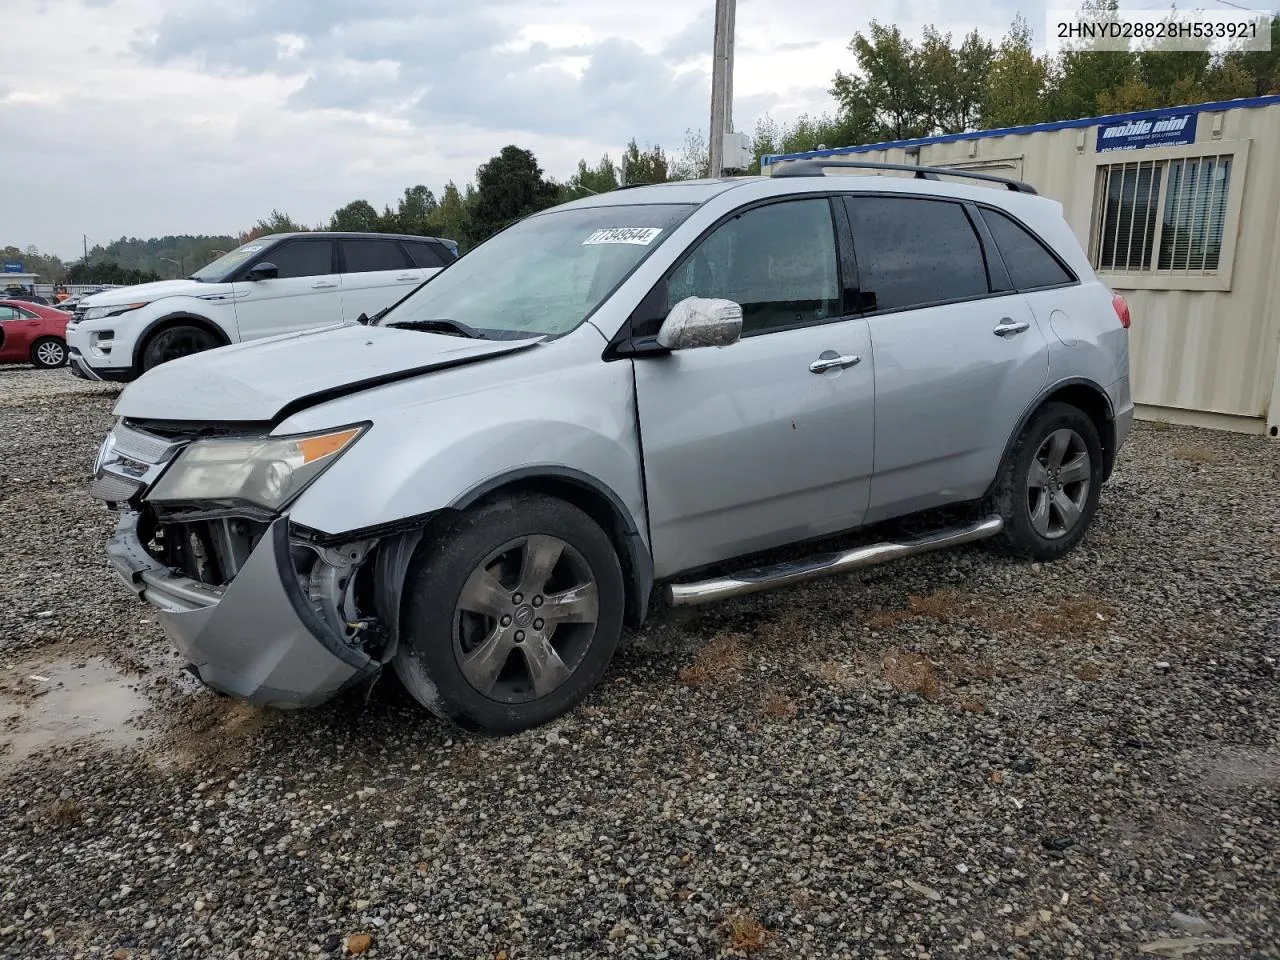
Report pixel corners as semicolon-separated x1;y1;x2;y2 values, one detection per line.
107;512;378;708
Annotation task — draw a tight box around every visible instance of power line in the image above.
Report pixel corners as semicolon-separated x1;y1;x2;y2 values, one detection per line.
1207;0;1262;14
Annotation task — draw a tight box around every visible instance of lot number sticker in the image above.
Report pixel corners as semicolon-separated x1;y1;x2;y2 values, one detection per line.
583;227;663;246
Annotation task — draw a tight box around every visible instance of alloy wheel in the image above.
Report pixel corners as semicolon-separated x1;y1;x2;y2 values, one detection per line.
452;534;599;704
1026;427;1091;540
36;340;66;366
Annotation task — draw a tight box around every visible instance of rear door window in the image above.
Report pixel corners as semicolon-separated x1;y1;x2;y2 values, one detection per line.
342;239;413;273
263;240;336;279
843;196;989;313
979;208;1076;291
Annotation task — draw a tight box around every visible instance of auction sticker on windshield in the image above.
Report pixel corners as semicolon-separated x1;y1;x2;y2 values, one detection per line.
583;227;663;246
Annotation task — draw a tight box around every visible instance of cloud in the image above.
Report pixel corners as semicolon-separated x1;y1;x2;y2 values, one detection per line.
662;9;714;63
2;0;1039;258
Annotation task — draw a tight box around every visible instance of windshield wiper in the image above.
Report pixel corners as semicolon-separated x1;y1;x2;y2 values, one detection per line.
385;318;485;339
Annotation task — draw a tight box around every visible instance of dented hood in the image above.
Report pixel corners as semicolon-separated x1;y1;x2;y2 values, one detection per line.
113;323;540;423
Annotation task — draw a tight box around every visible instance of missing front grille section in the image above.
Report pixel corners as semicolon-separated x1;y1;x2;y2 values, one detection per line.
145;514;270;587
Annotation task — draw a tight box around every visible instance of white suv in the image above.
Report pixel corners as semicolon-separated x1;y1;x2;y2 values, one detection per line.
66;232;458;381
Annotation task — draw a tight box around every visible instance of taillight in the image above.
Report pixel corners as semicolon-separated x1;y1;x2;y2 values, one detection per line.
1112;293;1130;330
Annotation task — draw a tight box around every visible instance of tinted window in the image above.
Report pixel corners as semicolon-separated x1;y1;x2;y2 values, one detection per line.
342;239;412;273
404;241;446;269
844;197;988;312
264;240;334;279
666;198;841;335
981;208;1074;290
0;306;21;321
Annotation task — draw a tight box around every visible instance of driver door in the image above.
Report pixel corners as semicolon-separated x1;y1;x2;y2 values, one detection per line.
631;197;876;578
231;238;343;341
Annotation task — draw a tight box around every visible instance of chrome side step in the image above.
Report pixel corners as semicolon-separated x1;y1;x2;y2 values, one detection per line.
666;515;1004;607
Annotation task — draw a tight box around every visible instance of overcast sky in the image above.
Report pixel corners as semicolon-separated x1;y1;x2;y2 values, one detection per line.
3;0;1053;259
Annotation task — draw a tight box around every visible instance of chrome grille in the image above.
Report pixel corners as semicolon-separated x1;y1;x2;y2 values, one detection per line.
91;422;187;505
113;423;180;464
89;473;144;504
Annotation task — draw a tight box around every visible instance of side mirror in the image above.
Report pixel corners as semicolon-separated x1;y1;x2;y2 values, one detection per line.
246;262;278;281
655;297;743;351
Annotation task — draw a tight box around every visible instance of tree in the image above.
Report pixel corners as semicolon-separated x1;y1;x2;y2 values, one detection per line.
1;245;67;284
66;260;162;286
982;16;1052;128
424;182;472;249
1221;14;1280;95
1046;0;1138;118
395;185;439;235
669;130;710;181
918;26;994;133
834;22;930;141
561;154;620;201
621;139;669;185
328;200;381;233
467;146;559;244
242;210;308;242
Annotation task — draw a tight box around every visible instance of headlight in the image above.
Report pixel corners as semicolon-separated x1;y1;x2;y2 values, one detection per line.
147;425;367;511
83;302;149;321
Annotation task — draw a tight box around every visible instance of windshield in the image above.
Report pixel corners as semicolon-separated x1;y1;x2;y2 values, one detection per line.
190;239;276;282
378;203;694;338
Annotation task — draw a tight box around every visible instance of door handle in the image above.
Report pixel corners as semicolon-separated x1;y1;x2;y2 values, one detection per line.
993;318;1031;337
395;274;418;281
809;353;861;374
311;280;338;289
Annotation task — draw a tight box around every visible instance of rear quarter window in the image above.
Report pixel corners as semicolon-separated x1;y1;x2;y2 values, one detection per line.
980;208;1076;291
404;241;448;269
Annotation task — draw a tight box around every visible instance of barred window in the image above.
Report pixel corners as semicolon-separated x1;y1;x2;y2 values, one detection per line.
1158;157;1231;272
1093;154;1233;279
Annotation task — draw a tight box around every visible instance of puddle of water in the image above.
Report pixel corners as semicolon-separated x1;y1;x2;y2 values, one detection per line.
0;657;154;770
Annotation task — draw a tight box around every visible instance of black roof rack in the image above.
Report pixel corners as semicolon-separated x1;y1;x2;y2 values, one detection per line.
771;158;1037;195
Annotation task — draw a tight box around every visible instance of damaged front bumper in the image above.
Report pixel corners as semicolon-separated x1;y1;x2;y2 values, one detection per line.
107;511;379;708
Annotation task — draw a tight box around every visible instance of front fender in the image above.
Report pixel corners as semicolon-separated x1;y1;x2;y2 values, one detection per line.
282;342;647;546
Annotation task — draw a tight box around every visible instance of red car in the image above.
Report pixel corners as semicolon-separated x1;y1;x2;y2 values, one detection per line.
0;299;71;369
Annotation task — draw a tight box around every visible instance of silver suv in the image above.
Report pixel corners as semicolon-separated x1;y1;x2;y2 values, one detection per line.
90;163;1133;734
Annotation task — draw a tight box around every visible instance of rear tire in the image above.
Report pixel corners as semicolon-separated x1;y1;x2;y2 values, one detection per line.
992;402;1103;561
30;337;68;369
140;324;221;372
394;493;626;735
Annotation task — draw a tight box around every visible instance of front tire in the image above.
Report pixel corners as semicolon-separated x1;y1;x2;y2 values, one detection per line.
140;324;220;372
394;493;626;734
30;337;67;369
992;402;1103;561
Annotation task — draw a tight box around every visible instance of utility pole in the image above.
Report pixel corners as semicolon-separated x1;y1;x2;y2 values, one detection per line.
82;234;88;264
708;0;737;177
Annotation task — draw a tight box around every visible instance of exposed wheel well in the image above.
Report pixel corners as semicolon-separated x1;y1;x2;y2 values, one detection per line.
464;475;653;628
987;382;1117;502
134;315;231;371
1041;383;1116;480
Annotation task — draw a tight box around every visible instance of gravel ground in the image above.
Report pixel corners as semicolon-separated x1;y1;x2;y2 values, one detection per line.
0;365;1277;960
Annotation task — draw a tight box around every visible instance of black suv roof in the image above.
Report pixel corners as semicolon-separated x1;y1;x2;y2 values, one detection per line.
259;232;453;243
